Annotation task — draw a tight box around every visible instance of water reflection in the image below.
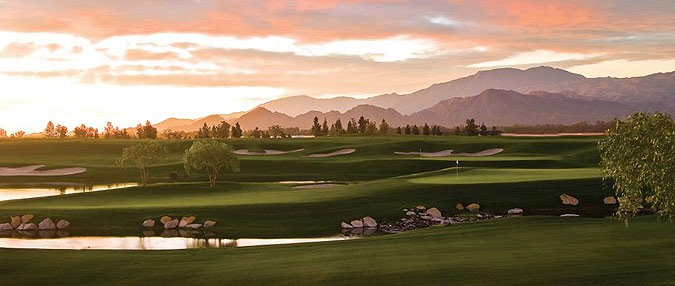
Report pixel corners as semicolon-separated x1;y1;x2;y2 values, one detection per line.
0;183;138;202
0;235;355;250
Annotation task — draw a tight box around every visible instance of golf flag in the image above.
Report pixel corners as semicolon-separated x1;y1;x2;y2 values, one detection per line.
456;160;459;165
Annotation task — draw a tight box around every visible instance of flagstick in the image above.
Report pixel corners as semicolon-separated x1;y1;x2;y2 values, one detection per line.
456;160;459;179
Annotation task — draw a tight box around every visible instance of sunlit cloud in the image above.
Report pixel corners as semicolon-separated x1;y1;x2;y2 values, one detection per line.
569;59;675;78
427;16;461;27
467;50;603;68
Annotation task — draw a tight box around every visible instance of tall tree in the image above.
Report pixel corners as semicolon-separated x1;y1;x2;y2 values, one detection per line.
268;125;285;138
412;125;420;135
479;123;488;136
405;125;411;135
118;142;168;186
184;140;240;188
364;121;377;135
44;121;56;138
197;123;211;139
230;122;243;138
396;126;402;134
311;116;322;136
55;125;68;138
334;118;344;135
379;119;389;134
322;119;329;135
464;119;479;136
0;128;7;138
358;116;368;134
599;112;675;222
422;123;431;135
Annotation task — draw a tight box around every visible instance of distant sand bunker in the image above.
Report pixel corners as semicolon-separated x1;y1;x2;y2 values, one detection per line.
0;165;87;176
306;149;356;158
394;148;503;157
292;184;344;189
234;149;304;155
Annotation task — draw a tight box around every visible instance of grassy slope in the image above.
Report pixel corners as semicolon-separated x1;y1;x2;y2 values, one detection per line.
1;217;674;286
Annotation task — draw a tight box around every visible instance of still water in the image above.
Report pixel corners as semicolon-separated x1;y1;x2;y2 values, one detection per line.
0;235;355;250
0;182;138;202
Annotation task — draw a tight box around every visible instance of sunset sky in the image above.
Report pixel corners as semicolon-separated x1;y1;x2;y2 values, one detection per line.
2;0;675;133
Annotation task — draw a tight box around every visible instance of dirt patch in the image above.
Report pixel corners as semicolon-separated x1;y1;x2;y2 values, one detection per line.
233;149;304;155
306;149;356;158
0;165;86;176
394;148;503;157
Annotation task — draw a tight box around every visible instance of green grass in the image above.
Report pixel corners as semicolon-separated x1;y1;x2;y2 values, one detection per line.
2;135;671;285
1;216;674;285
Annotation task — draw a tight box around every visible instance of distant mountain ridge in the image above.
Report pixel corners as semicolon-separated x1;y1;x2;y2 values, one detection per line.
260;66;675;115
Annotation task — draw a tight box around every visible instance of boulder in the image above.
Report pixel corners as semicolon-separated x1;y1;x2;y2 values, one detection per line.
431;217;443;223
160;216;172;225
508;208;524;215
560;214;580;217
38;218;56;230
341;222;353;229
603;196;617;205
421;215;432;220
17;223;37;231
362;216;377;228
164;219;179;229
456;203;464;211
466;203;480;212
350;219;363;228
416;206;426;211
10;216;21;228
426;208;442;218
20;214;34;224
179;216;197;228
185;224;202;229
0;223;13;231
560;194;579;206
56;220;70;230
142;219;155;228
402;208;408;212
405;211;416;216
203;220;217;228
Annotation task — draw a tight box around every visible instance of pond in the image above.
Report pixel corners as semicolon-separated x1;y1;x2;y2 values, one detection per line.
0;182;138;202
0;235;356;250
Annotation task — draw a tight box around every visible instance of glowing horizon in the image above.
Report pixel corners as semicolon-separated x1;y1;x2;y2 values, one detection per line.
1;0;675;133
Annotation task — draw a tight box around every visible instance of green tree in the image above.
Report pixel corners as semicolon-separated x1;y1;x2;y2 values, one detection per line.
322;119;329;135
212;121;231;138
118;142;168;186
404;125;411;134
422;123;431;135
396;126;402;134
454;126;461;135
183;140;240;188
231;122;243;138
268;125;285;138
412;125;420;135
364;121;377;135
598;112;675;222
334;118;344;135
479;123;488;136
464;119;479;136
197;123;211;139
311;116;322;136
379;119;389;134
358;116;368;134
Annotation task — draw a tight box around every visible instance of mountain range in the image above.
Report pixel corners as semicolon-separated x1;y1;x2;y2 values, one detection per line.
155;66;674;131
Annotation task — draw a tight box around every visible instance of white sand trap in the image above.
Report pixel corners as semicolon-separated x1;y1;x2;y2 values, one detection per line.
0;165;87;176
394;148;503;157
306;149;356;158
234;149;304;155
292;184;344;189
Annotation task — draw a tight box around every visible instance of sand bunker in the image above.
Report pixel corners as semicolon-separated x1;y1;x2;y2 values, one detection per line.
394;148;503;157
305;149;356;158
0;165;87;176
292;184;344;189
233;149;304;155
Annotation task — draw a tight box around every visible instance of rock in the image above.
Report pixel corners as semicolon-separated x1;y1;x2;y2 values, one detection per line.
560;194;579;206
466;203;480;212
350;219;363;228
17;223;37;231
56;220;70;230
508;208;524;215
160;216;172;225
476;214;484;219
362;216;377;228
185;224;202;229
402;208;408;212
341;222;353;229
421;215;432;220
426;207;442;218
603;196;617;205
179;216;197;228
431;217;442;223
164;219;179;229
203;220;217;228
560;214;580;217
38;218;56;230
20;214;34;224
416;206;426;211
0;223;13;231
456;203;464;211
405;211;416;216
142;219;155;228
10;216;21;228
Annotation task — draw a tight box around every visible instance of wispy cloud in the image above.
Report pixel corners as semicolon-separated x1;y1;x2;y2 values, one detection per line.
467;50;603;68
